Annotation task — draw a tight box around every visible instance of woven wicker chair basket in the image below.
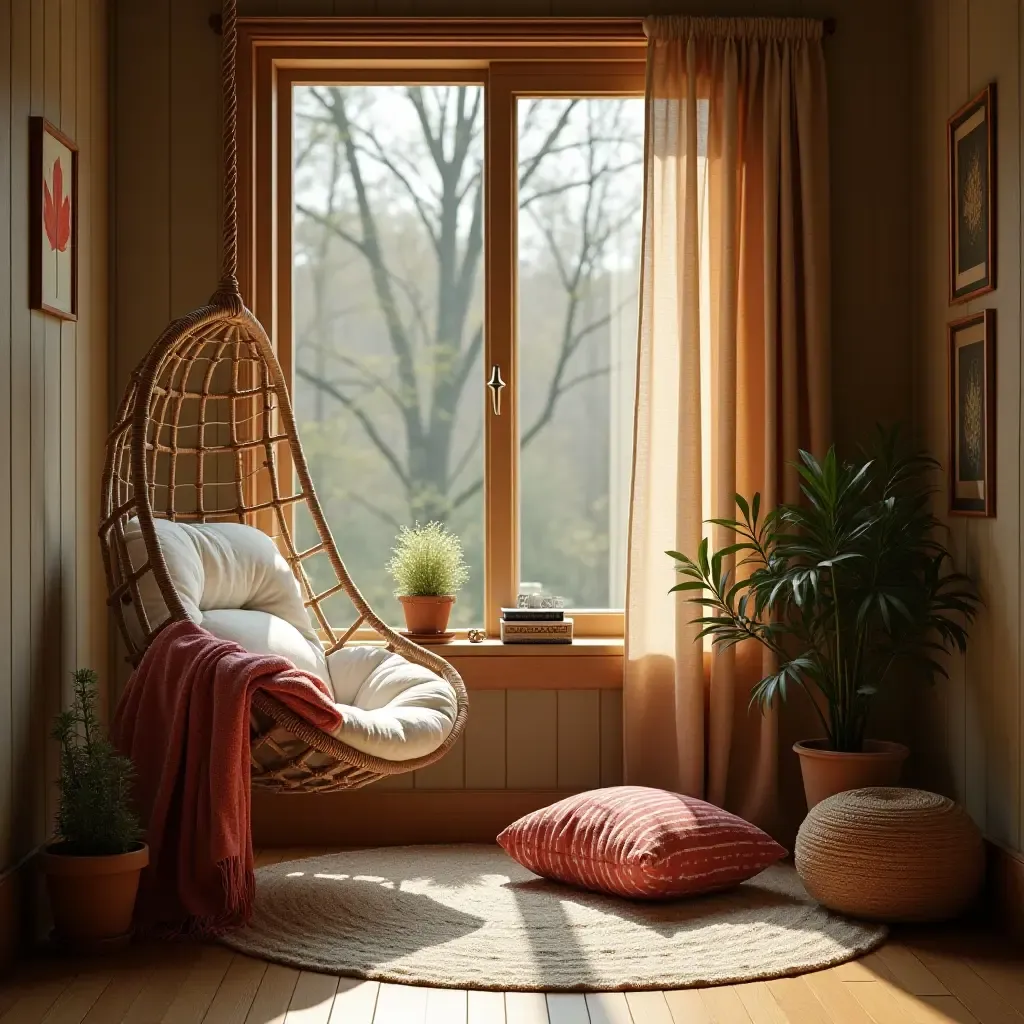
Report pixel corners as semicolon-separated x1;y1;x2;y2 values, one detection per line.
98;1;467;795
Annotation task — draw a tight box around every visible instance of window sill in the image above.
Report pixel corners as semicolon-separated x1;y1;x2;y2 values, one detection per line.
323;633;624;687
440;637;623;657
441;637;623;689
336;630;623;655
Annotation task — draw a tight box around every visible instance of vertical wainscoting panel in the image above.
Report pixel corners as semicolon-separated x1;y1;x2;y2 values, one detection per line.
414;733;466;789
556;690;600;790
0;0;109;951
28;0;48;852
0;0;12;874
58;0;78;761
42;0;66;838
75;0;110;699
506;690;558;789
912;0;1024;857
968;0;1022;849
599;689;623;787
169;0;220;320
363;686;616;794
947;0;974;819
1019;0;1024;857
111;0;171;696
372;770;416;791
956;0;986;839
8;0;33;868
113;0;170;404
909;0;953;799
464;689;507;789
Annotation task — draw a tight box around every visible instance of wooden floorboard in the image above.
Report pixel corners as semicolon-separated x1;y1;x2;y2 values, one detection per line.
424;987;467;1024
505;992;548;1024
0;889;1018;1024
201;956;268;1024
544;993;588;1024
244;963;299;1024
328;979;378;1024
584;992;632;1024
733;982;788;1024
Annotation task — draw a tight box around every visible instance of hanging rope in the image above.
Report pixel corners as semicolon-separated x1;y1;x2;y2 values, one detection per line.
213;0;242;311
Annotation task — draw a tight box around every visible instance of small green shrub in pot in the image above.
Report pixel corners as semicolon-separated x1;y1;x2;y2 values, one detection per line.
52;669;142;856
387;521;470;634
667;428;981;806
42;668;149;949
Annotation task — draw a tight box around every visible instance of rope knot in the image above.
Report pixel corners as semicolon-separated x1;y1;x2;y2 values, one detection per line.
210;282;245;318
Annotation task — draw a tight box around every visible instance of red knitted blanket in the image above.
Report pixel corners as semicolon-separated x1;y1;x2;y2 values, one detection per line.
112;619;342;936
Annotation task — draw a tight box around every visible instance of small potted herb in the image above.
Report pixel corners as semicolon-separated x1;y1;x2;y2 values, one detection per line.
387;522;470;636
41;669;147;949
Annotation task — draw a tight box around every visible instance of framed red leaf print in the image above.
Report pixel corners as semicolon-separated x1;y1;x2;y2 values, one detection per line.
30;117;77;320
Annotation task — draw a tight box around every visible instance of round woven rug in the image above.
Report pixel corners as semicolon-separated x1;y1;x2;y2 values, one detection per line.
221;845;886;991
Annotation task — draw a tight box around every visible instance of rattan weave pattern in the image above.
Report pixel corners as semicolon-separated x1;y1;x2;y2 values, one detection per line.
794;787;984;922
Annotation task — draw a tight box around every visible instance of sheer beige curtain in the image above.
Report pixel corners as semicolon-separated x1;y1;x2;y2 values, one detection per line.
624;16;830;835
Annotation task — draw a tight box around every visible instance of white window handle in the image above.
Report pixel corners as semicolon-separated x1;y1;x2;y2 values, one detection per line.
487;364;506;416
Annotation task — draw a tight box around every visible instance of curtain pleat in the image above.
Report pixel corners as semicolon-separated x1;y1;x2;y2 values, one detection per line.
624;16;830;838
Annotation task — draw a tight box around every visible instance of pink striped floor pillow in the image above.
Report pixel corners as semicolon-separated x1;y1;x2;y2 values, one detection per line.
497;786;786;900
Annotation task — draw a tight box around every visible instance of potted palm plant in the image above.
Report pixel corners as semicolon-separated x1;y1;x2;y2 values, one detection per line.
41;668;147;949
668;431;980;808
387;521;470;637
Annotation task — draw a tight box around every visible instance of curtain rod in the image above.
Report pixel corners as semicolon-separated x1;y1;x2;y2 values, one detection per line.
209;14;838;36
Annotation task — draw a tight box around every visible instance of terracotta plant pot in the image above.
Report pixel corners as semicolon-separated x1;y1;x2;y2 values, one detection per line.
794;739;909;809
399;595;455;634
41;842;148;950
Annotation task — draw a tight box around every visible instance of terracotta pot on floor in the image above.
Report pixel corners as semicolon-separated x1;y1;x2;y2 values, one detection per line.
41;842;149;950
399;595;455;634
794;739;909;809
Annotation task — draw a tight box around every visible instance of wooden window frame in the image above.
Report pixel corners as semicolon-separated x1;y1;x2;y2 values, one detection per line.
240;18;646;640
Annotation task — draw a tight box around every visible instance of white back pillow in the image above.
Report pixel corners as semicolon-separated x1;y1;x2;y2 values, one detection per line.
122;518;328;682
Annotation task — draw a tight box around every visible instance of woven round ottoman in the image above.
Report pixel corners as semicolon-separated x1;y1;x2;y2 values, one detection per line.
795;787;984;922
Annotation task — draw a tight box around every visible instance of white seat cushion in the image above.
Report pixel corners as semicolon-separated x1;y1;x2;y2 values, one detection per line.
325;646;458;761
123;518;457;762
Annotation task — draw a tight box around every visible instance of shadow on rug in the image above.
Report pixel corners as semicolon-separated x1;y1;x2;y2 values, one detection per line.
220;845;886;991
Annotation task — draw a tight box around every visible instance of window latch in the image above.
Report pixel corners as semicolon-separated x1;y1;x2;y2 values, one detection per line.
487;364;506;416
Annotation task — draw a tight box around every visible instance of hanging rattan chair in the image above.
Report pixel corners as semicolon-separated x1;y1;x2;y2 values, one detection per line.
99;0;467;795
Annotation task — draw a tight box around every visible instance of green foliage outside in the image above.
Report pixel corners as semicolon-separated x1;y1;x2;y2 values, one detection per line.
668;429;981;753
51;669;142;856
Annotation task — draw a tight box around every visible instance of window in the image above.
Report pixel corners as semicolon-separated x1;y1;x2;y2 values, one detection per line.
516;97;644;611
292;81;487;628
246;23;647;635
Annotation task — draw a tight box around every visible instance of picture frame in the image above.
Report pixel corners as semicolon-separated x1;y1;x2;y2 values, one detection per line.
948;310;995;517
30;116;78;321
948;84;995;304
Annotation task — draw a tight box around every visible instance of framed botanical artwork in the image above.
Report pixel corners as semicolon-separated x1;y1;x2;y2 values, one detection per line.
948;85;995;304
30;117;77;320
948;310;995;516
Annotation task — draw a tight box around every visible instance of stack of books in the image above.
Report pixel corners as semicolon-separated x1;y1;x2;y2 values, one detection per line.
500;607;573;645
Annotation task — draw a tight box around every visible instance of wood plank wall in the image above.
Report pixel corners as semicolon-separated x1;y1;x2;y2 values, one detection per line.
0;0;109;878
371;688;623;792
911;0;1024;858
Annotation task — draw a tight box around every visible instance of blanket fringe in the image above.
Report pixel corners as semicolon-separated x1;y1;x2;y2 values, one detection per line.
149;858;255;939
